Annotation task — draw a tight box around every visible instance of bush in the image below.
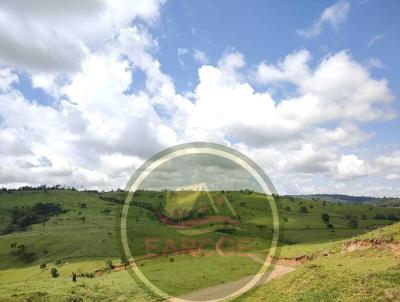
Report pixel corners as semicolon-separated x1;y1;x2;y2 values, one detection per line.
50;267;59;278
102;209;111;215
3;202;64;235
321;213;330;223
40;263;47;271
373;214;398;221
257;225;266;232
78;272;95;278
65;295;83;302
105;259;114;269
300;206;308;213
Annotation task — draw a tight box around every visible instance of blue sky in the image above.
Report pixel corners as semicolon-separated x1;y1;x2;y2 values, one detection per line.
0;0;399;196
153;0;400;145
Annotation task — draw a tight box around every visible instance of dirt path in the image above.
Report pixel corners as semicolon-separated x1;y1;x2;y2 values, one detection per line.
171;255;295;302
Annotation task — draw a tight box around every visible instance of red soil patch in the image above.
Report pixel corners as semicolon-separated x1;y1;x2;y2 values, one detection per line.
267;250;330;267
216;196;225;206
342;239;400;257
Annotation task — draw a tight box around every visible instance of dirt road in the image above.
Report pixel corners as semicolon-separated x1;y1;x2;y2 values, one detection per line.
170;263;294;301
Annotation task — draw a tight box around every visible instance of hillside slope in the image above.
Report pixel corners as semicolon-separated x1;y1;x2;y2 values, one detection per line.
1;190;400;301
297;194;400;207
239;222;400;302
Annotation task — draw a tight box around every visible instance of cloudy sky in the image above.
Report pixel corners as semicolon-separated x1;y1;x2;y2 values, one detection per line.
0;0;399;196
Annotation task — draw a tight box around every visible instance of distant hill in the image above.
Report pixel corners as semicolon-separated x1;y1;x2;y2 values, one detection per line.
295;194;400;207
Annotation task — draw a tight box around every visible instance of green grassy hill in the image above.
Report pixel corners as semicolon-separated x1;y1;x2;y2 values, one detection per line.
297;194;400;208
239;221;400;302
1;189;400;301
0;189;122;269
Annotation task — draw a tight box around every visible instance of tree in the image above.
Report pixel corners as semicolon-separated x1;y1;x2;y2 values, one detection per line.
285;206;291;212
105;259;114;269
321;213;330;223
256;225;266;233
300;206;308;213
121;256;129;269
50;267;59;278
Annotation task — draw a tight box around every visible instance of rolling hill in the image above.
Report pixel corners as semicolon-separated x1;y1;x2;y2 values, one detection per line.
295;194;400;207
0;188;400;301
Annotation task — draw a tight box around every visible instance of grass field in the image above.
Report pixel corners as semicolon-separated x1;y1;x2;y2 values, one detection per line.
0;189;400;301
239;221;400;302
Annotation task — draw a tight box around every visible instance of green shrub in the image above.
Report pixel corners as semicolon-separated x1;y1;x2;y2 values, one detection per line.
321;213;330;223
50;267;59;278
40;263;47;271
105;259;114;269
300;206;308;213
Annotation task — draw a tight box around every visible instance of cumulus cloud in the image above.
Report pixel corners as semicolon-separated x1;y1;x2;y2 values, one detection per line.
386;174;400;180
0;1;397;197
0;1;175;189
255;50;394;123
193;49;209;65
0;0;164;72
297;0;350;38
0;68;18;92
336;154;375;178
377;151;400;167
179;49;393;148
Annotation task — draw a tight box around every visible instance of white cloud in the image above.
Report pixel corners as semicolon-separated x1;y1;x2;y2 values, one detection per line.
0;1;397;197
193;49;209;65
306;124;372;147
336;154;375;178
297;0;350;38
368;34;384;48
0;0;164;72
366;58;385;69
255;50;394;124
0;68;18;92
180;49;393;148
377;151;400;167
386;174;400;180
0;1;177;189
177;48;189;66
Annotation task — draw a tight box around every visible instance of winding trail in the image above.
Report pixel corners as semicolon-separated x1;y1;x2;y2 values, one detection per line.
170;254;295;301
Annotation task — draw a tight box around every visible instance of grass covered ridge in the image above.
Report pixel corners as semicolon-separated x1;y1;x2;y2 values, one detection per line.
1;189;400;301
